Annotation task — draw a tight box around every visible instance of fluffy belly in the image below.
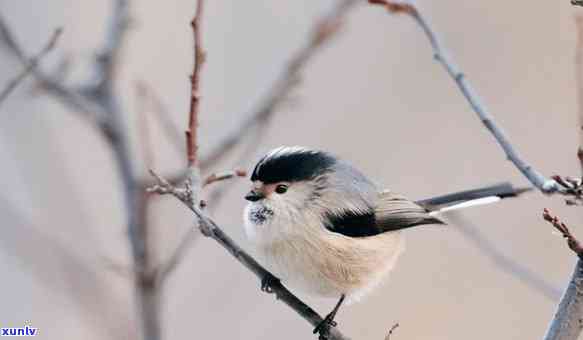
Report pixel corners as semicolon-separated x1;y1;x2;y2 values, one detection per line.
255;231;405;303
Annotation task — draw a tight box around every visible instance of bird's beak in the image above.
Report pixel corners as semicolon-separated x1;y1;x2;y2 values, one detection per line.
245;190;264;202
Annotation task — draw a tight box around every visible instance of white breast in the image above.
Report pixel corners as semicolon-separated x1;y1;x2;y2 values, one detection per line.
250;221;405;303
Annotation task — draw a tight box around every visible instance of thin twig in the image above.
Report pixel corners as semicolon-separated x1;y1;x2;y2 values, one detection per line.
0;15;105;126
445;212;561;301
0;27;62;107
384;323;400;340
147;170;350;340
186;0;206;168
198;0;358;171
369;0;560;194
542;209;583;257
203;169;247;187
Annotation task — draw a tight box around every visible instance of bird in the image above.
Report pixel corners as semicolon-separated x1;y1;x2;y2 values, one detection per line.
242;146;528;337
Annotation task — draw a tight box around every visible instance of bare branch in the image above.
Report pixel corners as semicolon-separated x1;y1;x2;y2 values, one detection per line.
542;209;583;257
540;210;583;340
445;212;561;301
203;169;247;187
96;0;131;91
147;171;350;340
0;27;62;107
384;323;400;340
186;0;206;168
199;0;358;171
0;15;106;126
368;0;560;194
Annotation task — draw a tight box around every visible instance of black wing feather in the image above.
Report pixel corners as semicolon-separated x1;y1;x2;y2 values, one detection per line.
324;191;443;238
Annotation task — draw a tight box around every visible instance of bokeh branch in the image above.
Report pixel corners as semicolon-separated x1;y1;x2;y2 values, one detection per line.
446;212;561;301
1;1;161;339
198;0;357;170
0;14;105;126
369;0;561;194
0;27;61;107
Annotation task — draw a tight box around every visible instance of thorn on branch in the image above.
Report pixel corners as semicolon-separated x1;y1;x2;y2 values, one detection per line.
543;208;583;258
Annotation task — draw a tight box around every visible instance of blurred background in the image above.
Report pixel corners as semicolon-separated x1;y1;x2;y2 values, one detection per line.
0;0;580;339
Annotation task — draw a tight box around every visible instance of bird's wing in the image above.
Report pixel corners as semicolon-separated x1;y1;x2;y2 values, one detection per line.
323;191;443;238
374;190;444;232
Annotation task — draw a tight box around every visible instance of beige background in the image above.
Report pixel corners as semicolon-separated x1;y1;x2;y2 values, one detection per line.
0;0;581;339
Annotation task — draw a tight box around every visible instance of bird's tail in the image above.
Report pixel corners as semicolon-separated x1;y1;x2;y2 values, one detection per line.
415;182;531;216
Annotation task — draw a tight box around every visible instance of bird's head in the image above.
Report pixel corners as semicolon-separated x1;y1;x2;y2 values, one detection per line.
243;146;377;243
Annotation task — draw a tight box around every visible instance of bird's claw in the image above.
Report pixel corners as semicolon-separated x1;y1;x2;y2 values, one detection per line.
261;274;280;293
313;313;337;339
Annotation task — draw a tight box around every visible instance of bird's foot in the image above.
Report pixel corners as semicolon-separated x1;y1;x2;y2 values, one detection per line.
313;312;338;339
260;274;280;293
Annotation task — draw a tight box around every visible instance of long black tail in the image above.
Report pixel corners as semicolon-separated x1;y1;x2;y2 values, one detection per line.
415;182;532;213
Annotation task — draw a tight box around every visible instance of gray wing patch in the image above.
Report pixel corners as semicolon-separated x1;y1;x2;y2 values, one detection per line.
375;191;444;232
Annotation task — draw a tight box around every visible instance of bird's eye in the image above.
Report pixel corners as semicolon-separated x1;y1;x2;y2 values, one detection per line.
275;184;288;194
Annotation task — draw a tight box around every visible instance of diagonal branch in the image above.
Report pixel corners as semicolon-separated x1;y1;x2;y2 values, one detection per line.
368;0;560;194
446;212;561;301
0;27;62;107
0;14;108;128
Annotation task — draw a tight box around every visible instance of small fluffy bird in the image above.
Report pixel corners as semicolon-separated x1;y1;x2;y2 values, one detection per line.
243;146;526;335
